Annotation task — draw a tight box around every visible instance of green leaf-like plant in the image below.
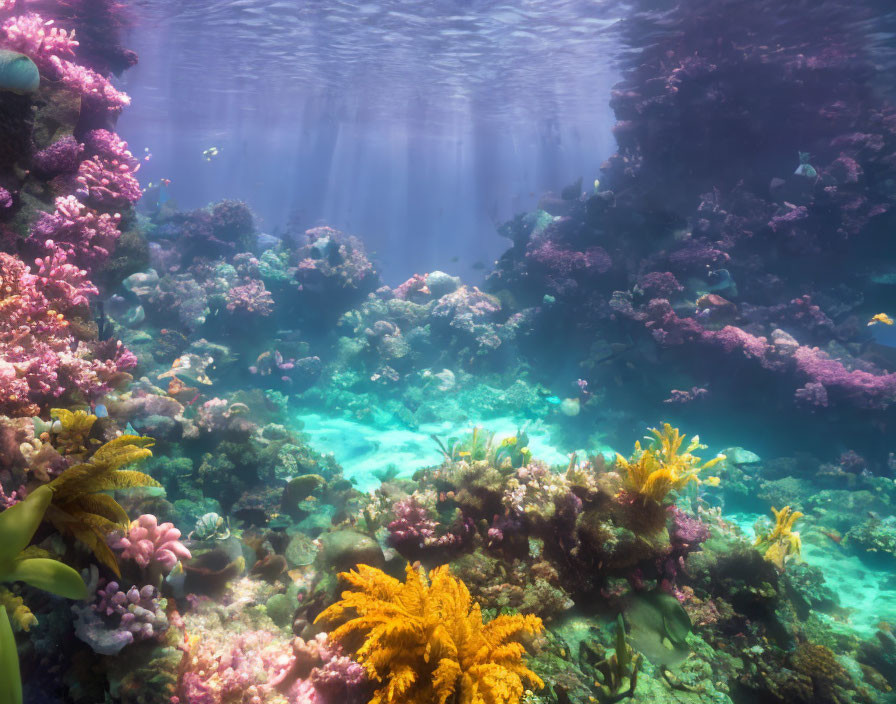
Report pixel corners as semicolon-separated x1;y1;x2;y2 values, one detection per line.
594;614;642;703
0;485;87;704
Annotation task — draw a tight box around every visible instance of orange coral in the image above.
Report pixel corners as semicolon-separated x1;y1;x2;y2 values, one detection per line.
316;563;544;704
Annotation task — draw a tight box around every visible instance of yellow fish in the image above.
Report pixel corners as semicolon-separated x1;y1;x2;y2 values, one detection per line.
868;313;894;326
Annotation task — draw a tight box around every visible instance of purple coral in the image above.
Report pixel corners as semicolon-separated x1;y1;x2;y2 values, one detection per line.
226;279;274;316
387;495;470;560
75;581;168;655
28;195;123;270
793;346;896;410
32;135;84;177
636;271;683;299
111;514;192;573
668;506;710;549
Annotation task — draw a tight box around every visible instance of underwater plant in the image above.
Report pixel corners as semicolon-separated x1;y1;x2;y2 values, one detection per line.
46;435;159;576
316;563;544;704
0;485;88;704
614;424;723;504
433;427;532;470
594;614;642;703
754;505;803;570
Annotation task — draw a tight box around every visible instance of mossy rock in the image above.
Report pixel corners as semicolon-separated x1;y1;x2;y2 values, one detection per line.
265;593;295;628
282;474;325;517
319;530;385;573
32;80;81;148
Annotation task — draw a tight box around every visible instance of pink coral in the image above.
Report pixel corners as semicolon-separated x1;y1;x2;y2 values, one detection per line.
226;279;274;316
111;514;191;573
47;55;131;113
76;129;141;208
33;250;98;311
175;629;364;704
1;13;78;67
28;195;122;269
0;252;136;417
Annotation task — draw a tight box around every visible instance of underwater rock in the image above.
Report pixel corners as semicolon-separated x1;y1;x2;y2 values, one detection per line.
286;532;319;567
122;269;160;297
282;474;325;517
425;270;461;297
319;530;385;572
182;544;246;596
0;49;39;94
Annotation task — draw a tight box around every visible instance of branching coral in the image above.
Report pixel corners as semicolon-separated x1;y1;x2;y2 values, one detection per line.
0;252;135;417
614;424;723;504
316;564;544;704
46;435;159;575
754;505;802;570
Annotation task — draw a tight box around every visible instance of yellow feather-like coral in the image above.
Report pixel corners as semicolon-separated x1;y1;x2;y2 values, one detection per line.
50;408;98;457
316;564;544;704
46;435;158;576
615;423;724;504
755;505;803;570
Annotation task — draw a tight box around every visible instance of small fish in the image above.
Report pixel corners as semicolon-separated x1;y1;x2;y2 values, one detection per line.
165;561;186;597
202;146;219;161
820;529;843;544
868;313;894;326
450;256;459;263
158;178;171;206
794;151;817;179
158;353;214;385
471;261;485;270
545;395;561;405
93;404;108;418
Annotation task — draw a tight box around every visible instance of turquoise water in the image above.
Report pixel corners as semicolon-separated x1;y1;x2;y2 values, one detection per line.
295;412;576;491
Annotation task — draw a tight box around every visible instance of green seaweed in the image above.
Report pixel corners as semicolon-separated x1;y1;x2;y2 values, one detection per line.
0;486;87;704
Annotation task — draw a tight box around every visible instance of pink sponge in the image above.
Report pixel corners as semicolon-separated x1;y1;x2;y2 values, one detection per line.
112;514;191;573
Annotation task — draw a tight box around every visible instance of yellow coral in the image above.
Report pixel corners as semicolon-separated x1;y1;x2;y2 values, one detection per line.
47;435;159;576
50;408;98;457
755;506;802;570
0;589;37;632
316;564;544;704
615;423;724;504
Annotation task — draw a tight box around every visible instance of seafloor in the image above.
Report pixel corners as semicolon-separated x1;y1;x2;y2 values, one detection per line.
2;1;896;703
